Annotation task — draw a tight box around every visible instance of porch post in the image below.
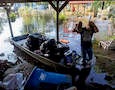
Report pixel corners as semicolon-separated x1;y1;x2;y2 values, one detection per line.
48;0;69;42
5;7;14;37
56;0;59;42
102;1;105;10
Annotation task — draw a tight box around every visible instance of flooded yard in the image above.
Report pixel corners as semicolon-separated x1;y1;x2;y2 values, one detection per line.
0;16;115;89
0;18;23;62
0;1;114;89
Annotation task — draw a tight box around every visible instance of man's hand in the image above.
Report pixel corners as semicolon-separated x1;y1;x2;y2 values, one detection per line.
89;21;99;33
89;21;95;27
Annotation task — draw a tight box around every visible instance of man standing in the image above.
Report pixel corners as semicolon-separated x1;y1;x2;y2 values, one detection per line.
74;21;99;65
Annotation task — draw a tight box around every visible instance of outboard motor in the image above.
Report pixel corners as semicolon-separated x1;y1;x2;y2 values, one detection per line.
26;33;47;51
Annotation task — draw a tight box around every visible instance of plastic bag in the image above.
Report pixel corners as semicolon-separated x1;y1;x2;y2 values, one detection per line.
3;73;23;90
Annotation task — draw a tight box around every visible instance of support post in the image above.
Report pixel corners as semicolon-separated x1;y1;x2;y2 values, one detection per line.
102;1;105;10
56;0;59;42
5;7;14;37
48;0;70;42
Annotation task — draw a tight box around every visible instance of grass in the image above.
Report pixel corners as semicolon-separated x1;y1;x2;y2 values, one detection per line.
108;35;115;40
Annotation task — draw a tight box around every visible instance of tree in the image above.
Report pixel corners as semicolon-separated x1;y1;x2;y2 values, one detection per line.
18;6;52;34
91;0;112;17
18;7;33;34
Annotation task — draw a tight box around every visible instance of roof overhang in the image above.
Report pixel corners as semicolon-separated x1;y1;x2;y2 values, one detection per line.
0;0;45;3
0;0;95;3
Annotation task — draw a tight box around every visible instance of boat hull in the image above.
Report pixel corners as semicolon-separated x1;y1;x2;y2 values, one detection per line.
11;34;76;74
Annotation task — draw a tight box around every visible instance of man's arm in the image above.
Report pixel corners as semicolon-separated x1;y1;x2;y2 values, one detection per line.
74;21;82;33
89;21;99;33
93;26;99;33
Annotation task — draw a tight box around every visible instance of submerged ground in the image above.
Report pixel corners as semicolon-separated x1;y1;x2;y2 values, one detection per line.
0;17;115;89
94;44;115;75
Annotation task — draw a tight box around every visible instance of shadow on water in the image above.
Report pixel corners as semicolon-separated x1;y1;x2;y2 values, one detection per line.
73;67;91;90
73;66;115;90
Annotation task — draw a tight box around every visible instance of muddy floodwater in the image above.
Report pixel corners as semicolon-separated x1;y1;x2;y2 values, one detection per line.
0;18;115;90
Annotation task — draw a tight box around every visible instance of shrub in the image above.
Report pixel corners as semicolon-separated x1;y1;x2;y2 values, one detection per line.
9;12;16;22
53;12;67;25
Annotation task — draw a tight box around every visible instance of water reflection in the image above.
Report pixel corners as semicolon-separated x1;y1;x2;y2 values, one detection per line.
74;66;114;90
0;15;115;90
0;18;23;60
86;67;115;89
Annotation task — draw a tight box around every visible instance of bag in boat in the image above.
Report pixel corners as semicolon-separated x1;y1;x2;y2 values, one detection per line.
64;50;81;66
40;39;70;63
40;39;58;61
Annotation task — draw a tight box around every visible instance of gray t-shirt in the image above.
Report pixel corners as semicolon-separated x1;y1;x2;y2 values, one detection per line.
82;29;93;42
81;27;94;47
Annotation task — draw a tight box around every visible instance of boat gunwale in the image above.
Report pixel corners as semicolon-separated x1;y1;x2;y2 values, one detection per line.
11;35;72;69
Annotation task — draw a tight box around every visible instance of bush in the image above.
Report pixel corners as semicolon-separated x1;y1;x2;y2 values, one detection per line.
9;12;16;22
18;7;33;25
59;13;67;24
53;13;67;25
18;7;52;34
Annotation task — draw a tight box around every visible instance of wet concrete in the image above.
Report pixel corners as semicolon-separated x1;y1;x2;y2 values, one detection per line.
86;67;115;89
74;66;115;90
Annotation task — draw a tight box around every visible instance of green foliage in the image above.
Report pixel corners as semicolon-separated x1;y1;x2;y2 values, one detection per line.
21;24;38;34
53;12;67;25
76;12;82;17
108;5;115;18
37;10;52;34
92;0;112;10
18;7;34;34
18;7;33;25
93;39;99;48
37;2;48;5
108;35;115;40
93;39;99;44
104;0;112;9
91;0;101;10
18;6;52;34
9;12;16;22
91;0;112;16
38;10;52;25
59;13;67;24
91;1;101;16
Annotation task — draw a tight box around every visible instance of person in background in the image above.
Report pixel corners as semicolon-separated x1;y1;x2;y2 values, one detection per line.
74;21;99;65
